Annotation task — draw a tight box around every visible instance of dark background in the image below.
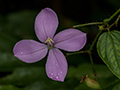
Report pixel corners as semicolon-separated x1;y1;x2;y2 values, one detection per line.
0;0;119;22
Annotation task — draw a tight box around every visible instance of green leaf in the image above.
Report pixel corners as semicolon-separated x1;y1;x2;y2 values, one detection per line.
0;32;17;52
0;52;25;71
0;67;71;90
0;67;47;86
0;85;28;90
104;79;120;90
67;64;114;79
0;64;117;90
112;82;120;90
0;52;46;72
97;30;120;79
6;10;37;39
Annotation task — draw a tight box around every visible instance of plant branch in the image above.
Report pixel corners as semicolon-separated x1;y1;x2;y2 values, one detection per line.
73;22;103;28
66;8;120;90
88;30;102;52
108;14;120;29
66;50;87;57
109;8;120;20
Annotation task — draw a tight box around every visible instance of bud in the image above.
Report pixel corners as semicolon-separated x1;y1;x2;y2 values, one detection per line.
80;75;101;89
98;25;104;30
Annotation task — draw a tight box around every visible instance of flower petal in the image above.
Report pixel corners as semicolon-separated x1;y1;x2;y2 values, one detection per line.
53;29;87;51
13;40;48;63
46;48;68;81
35;8;58;42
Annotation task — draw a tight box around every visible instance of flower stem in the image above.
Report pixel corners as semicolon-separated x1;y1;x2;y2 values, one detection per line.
86;30;103;89
66;50;87;56
107;8;120;29
89;54;96;75
73;22;103;28
88;30;101;71
67;8;120;90
66;22;103;56
109;8;120;20
89;54;103;90
108;14;120;29
86;9;120;90
103;79;120;89
88;30;102;52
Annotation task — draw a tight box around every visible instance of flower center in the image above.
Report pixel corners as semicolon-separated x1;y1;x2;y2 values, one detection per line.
45;37;54;49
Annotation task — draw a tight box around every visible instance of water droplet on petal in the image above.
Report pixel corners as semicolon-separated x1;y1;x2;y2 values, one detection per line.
55;64;58;67
58;73;60;75
20;52;23;54
60;71;62;73
51;73;53;75
56;76;59;79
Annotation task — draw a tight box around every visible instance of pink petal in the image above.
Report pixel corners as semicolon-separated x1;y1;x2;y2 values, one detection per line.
13;40;48;63
53;29;87;51
35;8;58;42
46;48;68;82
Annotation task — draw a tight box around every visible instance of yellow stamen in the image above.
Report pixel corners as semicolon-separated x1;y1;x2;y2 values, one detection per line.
45;37;54;45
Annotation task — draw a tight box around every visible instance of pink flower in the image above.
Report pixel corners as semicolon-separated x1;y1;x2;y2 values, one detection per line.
13;8;87;81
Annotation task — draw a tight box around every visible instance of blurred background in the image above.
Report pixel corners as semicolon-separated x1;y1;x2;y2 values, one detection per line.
0;0;120;90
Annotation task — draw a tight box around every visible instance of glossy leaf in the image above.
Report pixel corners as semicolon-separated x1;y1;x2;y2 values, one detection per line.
97;30;120;79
